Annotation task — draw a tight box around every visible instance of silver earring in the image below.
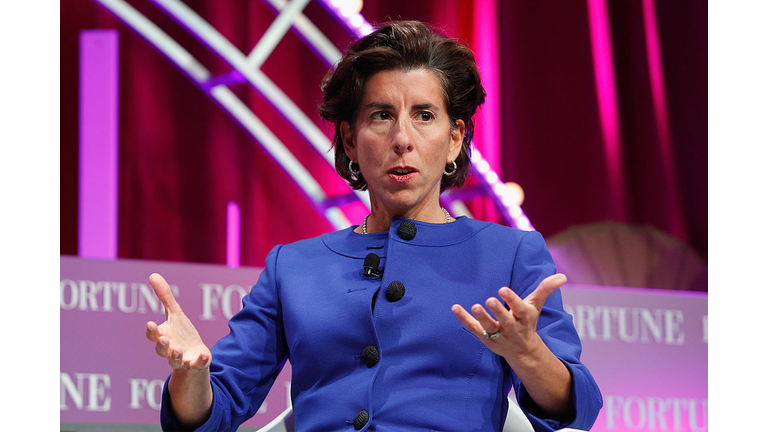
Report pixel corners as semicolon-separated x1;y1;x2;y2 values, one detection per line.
349;160;360;181
443;160;458;176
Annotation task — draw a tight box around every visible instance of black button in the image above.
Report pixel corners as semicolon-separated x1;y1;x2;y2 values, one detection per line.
386;281;405;302
397;220;417;240
361;345;379;368
353;410;369;430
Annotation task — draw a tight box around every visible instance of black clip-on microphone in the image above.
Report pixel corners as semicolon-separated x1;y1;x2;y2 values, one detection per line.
363;253;383;278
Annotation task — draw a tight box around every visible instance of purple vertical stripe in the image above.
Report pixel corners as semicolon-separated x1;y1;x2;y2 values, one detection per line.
642;0;687;239
473;0;501;222
78;30;119;259
227;201;241;267
473;0;500;172
586;0;628;220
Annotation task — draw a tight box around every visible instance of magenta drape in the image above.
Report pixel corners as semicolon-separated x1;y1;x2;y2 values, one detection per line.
61;0;706;272
495;0;706;258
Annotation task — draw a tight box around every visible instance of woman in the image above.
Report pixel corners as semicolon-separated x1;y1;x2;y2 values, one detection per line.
147;21;602;431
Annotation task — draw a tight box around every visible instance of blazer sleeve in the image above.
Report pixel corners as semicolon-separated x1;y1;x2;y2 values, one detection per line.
160;245;289;431
508;231;603;432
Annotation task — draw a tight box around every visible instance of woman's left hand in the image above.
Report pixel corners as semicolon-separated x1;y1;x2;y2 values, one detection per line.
451;273;567;360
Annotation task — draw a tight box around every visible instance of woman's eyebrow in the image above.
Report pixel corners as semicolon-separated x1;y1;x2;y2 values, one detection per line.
411;103;440;112
362;102;395;111
361;102;441;112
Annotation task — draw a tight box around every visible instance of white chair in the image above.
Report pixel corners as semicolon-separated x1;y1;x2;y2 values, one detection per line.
259;398;586;431
503;397;585;432
258;405;294;432
503;398;535;432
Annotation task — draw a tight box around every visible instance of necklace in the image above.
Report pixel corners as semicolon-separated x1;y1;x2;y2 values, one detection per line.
361;207;451;234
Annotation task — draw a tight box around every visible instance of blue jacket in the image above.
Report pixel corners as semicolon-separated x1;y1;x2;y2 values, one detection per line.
161;216;602;431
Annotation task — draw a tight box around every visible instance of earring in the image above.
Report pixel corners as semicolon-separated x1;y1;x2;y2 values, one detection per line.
443;160;458;177
349;160;361;181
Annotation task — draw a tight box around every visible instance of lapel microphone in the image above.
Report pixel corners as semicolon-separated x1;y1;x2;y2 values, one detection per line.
363;253;383;278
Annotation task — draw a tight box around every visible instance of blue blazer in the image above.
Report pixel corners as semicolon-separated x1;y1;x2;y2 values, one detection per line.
161;216;602;431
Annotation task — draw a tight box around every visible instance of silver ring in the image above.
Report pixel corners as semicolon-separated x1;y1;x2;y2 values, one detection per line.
483;330;502;339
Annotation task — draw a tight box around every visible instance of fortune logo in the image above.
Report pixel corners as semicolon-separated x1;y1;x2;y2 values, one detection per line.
564;304;687;345
60;372;112;412
604;395;708;431
60;279;178;314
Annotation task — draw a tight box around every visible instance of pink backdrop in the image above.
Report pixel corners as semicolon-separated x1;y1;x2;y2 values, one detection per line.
562;286;707;431
60;256;283;431
60;256;707;431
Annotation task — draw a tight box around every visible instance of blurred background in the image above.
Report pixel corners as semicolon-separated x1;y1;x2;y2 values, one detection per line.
60;0;707;292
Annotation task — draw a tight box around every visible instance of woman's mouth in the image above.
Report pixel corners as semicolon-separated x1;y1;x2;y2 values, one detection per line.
388;167;417;183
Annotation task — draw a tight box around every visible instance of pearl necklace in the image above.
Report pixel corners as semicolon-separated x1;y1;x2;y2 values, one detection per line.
361;208;451;234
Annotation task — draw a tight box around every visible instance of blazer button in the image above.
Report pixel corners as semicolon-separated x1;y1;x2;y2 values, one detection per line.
353;410;369;430
397;220;417;240
361;345;379;368
386;281;405;302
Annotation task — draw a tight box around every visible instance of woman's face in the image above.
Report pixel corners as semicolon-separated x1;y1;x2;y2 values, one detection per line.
342;68;465;217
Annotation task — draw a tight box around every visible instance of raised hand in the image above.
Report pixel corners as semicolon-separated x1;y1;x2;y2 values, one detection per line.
146;273;211;373
451;273;567;360
451;273;573;415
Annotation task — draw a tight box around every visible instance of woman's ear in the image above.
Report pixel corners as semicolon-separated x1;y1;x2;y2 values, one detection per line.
341;120;356;161
448;119;466;162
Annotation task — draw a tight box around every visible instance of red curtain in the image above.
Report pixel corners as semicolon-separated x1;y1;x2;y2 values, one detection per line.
494;0;706;259
61;0;706;270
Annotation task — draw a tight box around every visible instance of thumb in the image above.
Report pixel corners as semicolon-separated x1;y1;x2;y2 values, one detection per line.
526;273;567;311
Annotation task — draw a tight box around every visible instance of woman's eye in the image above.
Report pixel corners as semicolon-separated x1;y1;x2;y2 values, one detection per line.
417;112;434;122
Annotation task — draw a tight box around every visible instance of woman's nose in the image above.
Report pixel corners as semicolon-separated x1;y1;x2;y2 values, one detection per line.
392;119;413;153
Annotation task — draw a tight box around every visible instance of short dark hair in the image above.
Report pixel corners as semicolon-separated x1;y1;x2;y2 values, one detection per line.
318;20;486;192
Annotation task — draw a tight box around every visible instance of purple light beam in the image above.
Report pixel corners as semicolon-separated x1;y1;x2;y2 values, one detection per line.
226;201;241;267
587;0;629;221
78;30;119;259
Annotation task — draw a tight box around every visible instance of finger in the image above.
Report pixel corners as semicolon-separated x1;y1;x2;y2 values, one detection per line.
485;295;515;327
190;352;211;370
169;350;210;371
524;273;567;311
470;303;501;333
146;321;160;342
498;287;527;318
168;347;184;369
149;273;182;317
155;337;172;358
451;304;484;335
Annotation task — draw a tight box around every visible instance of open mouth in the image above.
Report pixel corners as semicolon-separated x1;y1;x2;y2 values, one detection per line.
389;168;415;175
388;167;417;182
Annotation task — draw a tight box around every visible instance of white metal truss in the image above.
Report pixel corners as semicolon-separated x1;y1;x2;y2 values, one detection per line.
92;0;363;230
91;0;534;231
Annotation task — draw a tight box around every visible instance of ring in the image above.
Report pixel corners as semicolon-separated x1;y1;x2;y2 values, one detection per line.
483;329;502;339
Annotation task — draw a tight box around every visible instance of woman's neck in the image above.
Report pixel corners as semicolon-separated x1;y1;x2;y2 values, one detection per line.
359;199;451;234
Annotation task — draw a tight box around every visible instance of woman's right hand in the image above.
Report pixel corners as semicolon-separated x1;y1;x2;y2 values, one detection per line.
146;273;214;426
146;273;212;373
